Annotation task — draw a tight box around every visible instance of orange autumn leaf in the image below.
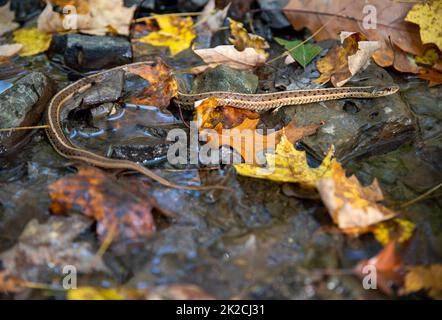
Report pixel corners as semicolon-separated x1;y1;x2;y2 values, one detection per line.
402;264;442;299
48;167;172;242
228;18;269;56
126;58;178;107
418;68;442;87
354;242;404;296
0;271;21;293
195;98;321;164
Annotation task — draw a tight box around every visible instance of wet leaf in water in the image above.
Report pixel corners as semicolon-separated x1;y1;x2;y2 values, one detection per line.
0;216;107;283
126;59;178;107
354;242;404;296
234;133;333;187
48;167;173;242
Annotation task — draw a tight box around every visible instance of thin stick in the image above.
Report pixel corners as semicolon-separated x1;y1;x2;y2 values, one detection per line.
400;182;442;208
0;125;48;132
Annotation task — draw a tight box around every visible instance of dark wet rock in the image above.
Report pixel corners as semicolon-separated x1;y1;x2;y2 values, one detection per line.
258;0;291;29
125;0;155;11
283;64;416;162
10;0;44;22
0;72;55;156
111;142;170;165
191;65;258;94
401;82;442;172
177;0;209;12
50;34;132;72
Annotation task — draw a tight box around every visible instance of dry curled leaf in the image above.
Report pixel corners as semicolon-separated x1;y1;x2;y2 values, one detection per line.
48;167;173;242
192;45;267;73
403;264;442;299
315;32;380;87
38;0;135;36
136;15;196;56
0;43;22;60
13;28;52;57
234;133;332;188
283;0;424;72
316;162;396;230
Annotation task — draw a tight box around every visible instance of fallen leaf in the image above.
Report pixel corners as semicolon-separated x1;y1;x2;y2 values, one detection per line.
315;32;380;87
0;271;21;293
283;0;424;72
228;18;269;55
0;43;23;59
316;162;396;229
415;47;440;66
125;58;178;107
192;45;267;73
0;3;19;36
68;284;215;300
194;0;230;48
136;15;196;56
275;37;322;67
234;133;332;188
12;28;52;57
38;0;135;36
403;264;442;299
370;218;415;246
405;1;442;52
418;68;442;87
48;167;173;242
354;242;404;296
0;216;108;283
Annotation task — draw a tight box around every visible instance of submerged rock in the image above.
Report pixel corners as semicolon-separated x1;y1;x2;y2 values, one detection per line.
0;72;55;156
284;64;416;162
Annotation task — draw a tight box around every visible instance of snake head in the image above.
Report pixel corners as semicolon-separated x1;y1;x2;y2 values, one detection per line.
371;85;400;96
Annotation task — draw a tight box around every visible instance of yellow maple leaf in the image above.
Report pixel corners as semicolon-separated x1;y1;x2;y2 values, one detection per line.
228;18;269;56
405;1;442;52
234;134;335;188
137;15;196;56
67;287;125;300
13;28;52;57
403;264;442;299
371;218;415;246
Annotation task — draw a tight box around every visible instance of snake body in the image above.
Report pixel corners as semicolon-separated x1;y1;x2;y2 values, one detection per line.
44;61;399;189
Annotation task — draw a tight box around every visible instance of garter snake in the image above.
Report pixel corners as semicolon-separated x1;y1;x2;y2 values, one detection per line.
44;61;399;189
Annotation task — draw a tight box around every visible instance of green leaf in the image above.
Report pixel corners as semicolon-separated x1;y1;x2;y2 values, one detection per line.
275;37;322;68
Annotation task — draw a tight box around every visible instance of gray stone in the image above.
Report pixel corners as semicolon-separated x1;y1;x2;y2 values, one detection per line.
0;72;55;156
283;64;416;162
191;64;259;94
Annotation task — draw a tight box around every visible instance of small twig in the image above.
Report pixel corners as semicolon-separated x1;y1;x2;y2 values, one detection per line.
0;125;49;132
177;104;191;129
399;182;442;208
